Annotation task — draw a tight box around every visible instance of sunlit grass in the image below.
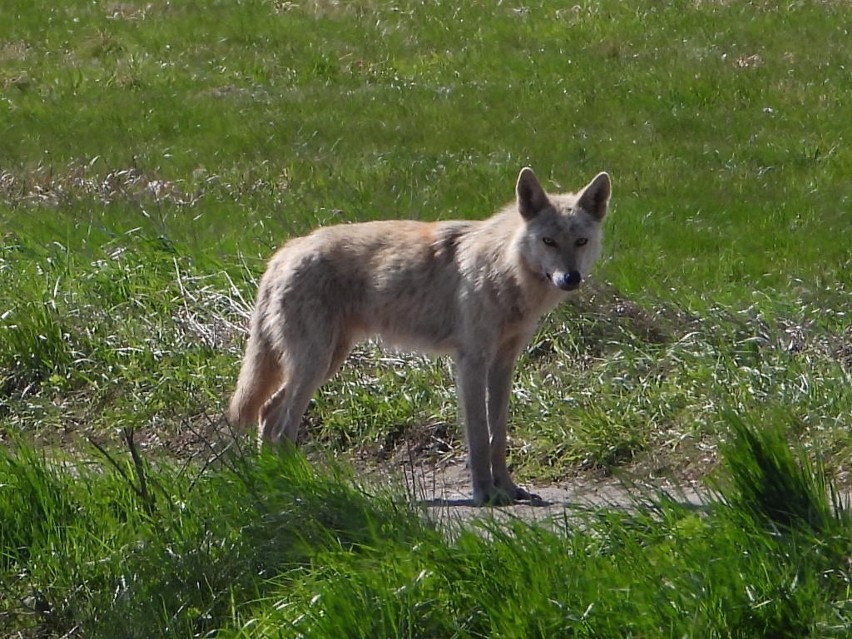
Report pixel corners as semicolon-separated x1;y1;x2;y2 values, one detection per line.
1;4;850;634
1;421;848;637
1;0;850;485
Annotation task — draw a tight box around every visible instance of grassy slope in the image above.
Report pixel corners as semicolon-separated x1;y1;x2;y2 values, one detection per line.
1;1;850;475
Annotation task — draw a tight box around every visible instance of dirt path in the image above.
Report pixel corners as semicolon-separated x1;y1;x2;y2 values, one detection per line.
399;458;709;529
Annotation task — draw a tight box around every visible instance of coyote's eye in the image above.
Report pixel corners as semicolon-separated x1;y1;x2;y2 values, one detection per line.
575;238;588;247
542;237;557;248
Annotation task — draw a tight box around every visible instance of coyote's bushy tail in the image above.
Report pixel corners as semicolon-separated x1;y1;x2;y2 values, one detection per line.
228;335;281;428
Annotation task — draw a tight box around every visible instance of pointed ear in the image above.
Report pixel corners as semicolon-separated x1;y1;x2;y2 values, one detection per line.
516;167;550;220
575;172;611;221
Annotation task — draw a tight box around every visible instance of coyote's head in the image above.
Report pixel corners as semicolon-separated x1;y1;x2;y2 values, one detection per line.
515;167;611;292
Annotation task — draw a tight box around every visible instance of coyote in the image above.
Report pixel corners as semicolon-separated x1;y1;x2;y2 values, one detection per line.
230;167;611;505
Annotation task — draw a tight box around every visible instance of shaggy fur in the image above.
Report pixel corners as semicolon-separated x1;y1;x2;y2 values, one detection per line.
229;167;611;505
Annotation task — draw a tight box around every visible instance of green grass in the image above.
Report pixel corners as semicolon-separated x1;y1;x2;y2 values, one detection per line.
1;0;849;482
0;2;851;633
1;421;849;637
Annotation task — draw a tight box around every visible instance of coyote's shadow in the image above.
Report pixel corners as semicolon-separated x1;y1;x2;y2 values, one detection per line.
420;496;555;509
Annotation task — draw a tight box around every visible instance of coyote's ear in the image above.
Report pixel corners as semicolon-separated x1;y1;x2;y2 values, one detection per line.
576;172;611;221
516;167;550;220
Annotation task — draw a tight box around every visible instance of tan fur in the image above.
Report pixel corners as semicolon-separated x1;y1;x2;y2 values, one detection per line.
229;167;611;506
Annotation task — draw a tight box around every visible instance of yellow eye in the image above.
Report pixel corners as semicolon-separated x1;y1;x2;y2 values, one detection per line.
542;237;557;247
575;238;588;247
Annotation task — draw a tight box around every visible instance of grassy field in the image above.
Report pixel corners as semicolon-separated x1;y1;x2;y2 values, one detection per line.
1;0;850;635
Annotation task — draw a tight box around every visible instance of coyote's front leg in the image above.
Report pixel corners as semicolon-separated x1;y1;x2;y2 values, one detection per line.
456;351;509;506
487;343;541;503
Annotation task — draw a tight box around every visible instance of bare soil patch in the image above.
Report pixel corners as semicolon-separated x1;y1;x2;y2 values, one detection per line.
374;455;709;530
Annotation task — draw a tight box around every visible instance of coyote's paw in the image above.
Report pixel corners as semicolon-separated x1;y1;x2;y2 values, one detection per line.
513;485;544;505
472;486;513;507
473;485;542;507
492;476;544;505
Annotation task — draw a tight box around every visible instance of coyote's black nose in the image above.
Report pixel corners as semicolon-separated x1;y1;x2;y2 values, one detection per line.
556;271;582;291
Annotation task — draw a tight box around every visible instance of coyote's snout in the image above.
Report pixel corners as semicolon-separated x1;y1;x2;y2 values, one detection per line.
230;167;611;506
550;270;583;291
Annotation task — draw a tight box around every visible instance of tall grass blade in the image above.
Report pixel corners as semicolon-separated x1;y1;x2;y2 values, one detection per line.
717;412;845;534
